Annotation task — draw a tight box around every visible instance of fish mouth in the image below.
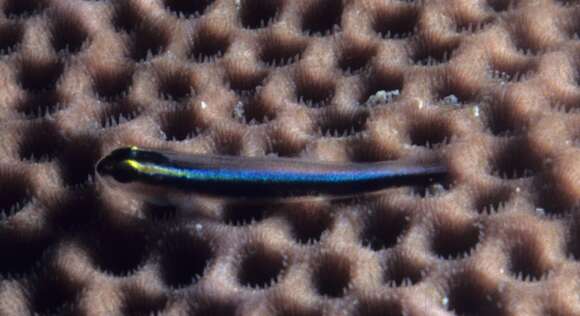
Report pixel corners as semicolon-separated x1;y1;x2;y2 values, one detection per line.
96;153;118;177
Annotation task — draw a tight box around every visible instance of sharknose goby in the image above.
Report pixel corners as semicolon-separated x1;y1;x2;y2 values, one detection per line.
96;146;447;203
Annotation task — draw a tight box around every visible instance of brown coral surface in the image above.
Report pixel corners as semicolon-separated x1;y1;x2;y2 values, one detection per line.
0;0;579;315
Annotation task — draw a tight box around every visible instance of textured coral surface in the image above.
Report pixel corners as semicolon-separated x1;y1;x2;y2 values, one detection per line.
0;0;579;315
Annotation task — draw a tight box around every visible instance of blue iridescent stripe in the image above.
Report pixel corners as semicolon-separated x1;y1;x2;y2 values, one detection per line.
147;163;441;184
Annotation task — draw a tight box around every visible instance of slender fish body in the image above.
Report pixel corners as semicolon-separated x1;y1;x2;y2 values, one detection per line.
96;147;447;201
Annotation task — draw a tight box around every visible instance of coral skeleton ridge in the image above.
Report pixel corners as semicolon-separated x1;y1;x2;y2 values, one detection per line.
0;0;579;315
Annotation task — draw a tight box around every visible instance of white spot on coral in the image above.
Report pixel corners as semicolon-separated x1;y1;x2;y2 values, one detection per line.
441;94;459;106
414;97;425;109
232;101;244;120
471;106;480;117
441;296;449;308
200;101;208;109
364;89;400;106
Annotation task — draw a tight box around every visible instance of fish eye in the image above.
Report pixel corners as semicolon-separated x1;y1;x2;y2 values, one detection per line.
110;160;138;183
96;153;138;183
